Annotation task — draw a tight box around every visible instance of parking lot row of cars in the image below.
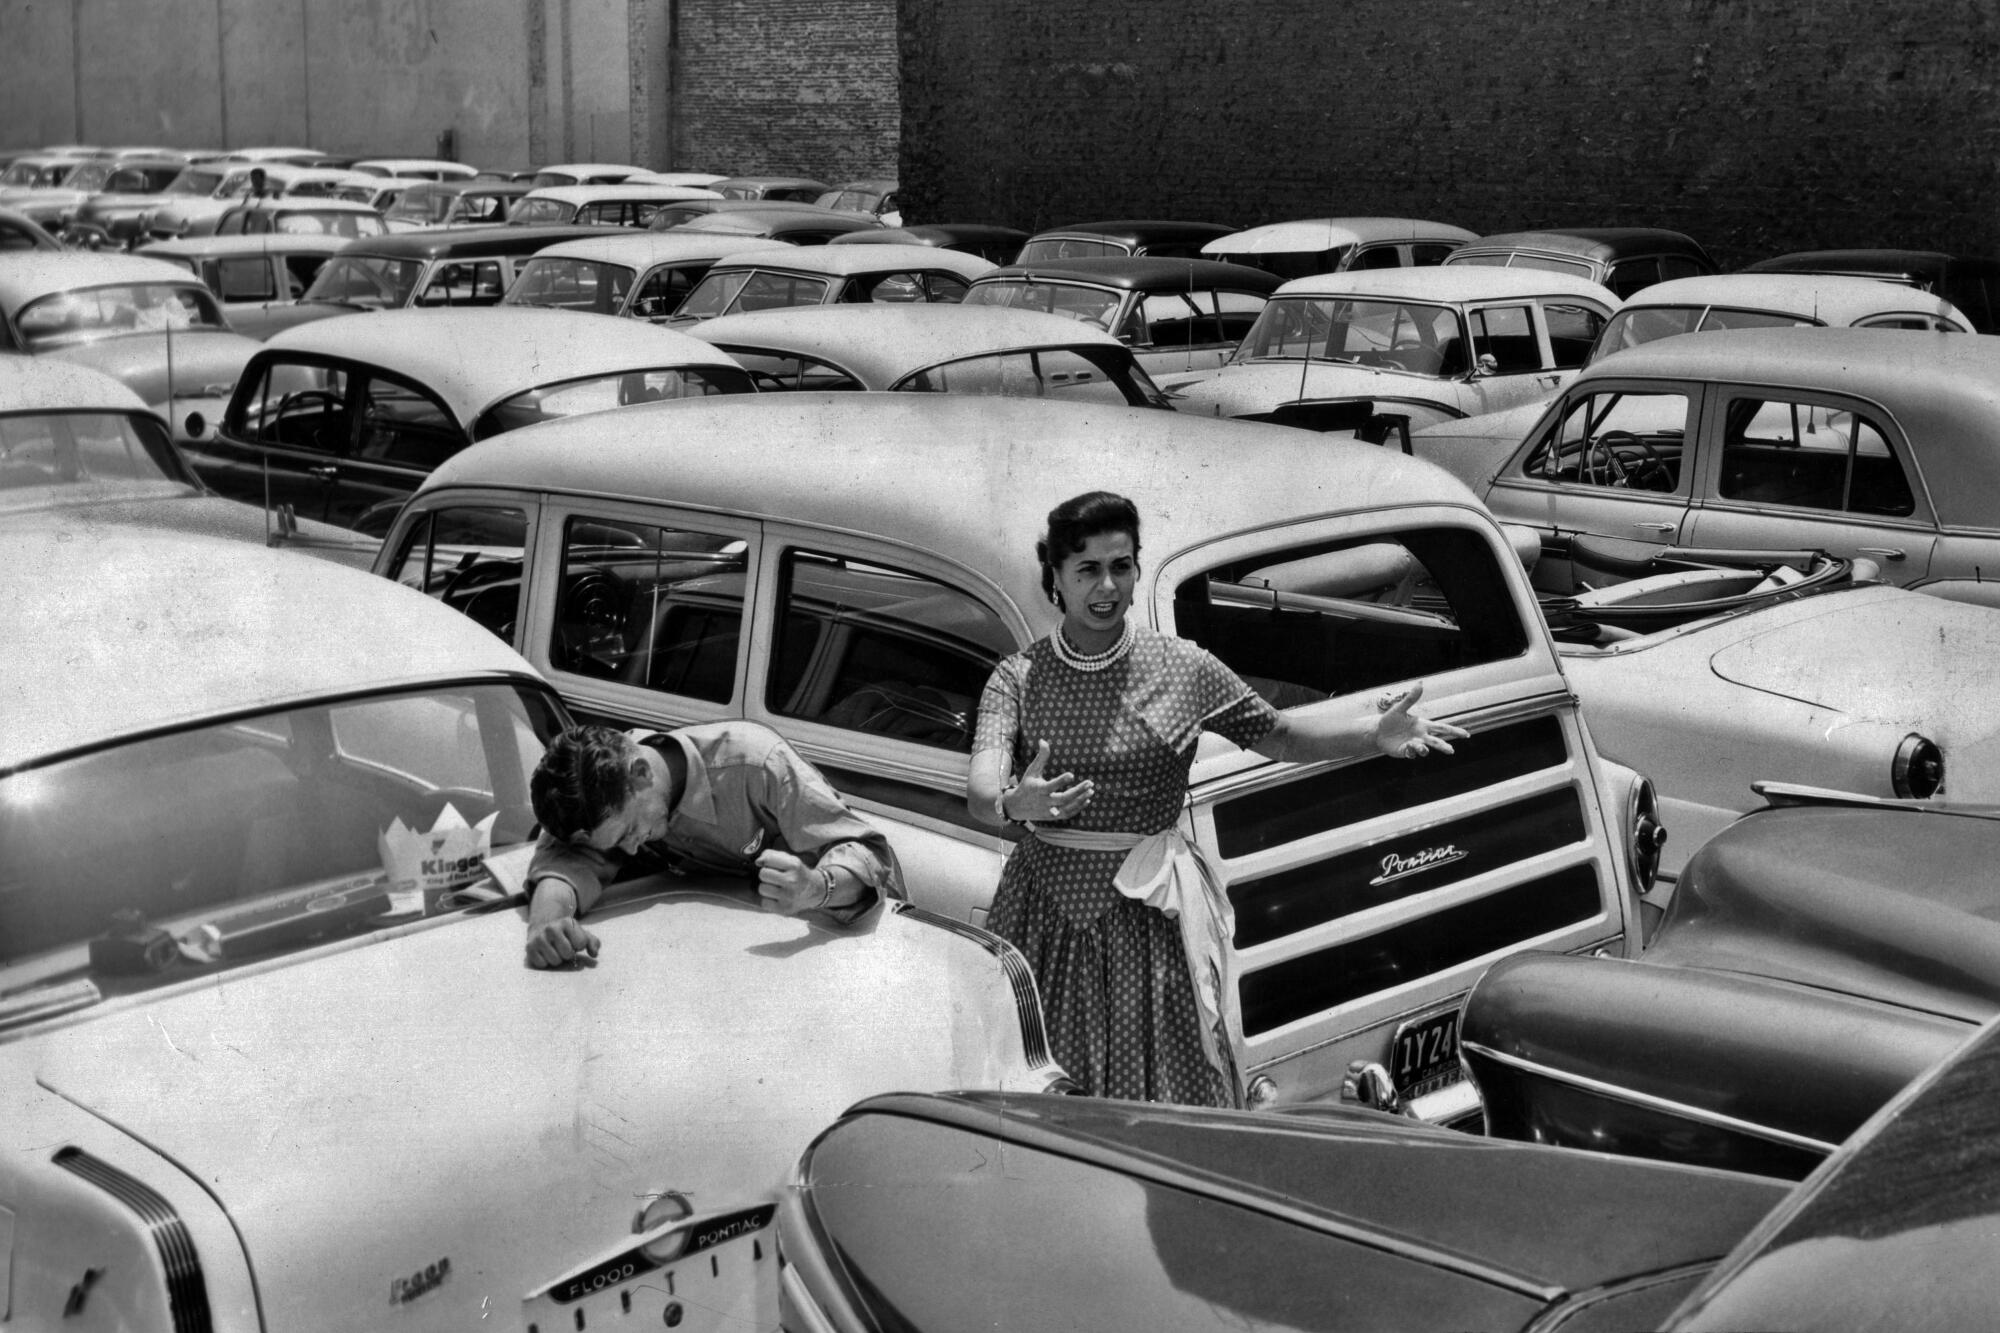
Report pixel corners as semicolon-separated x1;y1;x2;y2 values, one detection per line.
12;142;2000;1329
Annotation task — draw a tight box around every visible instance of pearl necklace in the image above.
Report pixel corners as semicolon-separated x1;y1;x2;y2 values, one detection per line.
1051;619;1135;672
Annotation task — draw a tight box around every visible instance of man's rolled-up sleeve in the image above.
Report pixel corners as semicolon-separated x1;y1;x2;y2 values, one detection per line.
761;745;903;924
526;835;617;915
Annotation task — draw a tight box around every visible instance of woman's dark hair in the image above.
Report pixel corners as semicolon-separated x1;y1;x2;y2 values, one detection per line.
530;724;640;841
1037;490;1141;606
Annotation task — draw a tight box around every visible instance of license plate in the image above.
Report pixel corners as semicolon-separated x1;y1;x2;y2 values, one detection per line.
1390;1008;1463;1098
523;1203;777;1333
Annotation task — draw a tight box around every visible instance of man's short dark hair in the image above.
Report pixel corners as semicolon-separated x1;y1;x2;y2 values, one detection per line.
531;725;639;842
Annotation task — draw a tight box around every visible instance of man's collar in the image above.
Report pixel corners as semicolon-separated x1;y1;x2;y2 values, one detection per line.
656;730;718;827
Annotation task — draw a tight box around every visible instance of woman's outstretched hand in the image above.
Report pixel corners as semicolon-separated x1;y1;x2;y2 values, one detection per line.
1011;738;1096;821
1374;682;1472;760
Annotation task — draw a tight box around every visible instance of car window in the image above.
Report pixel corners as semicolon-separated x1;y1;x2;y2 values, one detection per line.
1232;297;1463;376
281;253;327;297
1503;253;1596;281
216;256;277;301
507;257;637;314
391;504;531;642
1605;258;1663;299
1716;395;1914;516
1016;237;1126;261
511;198;574;225
1173;527;1531;710
302;254;425;308
1214;290;1268;343
13;282;227;350
1410;243;1459;266
963;280;1123;330
1521;389;1691;493
416;259;507;306
730;270;832;313
1132;292;1215;348
630;263;702;318
351;376;460;468
857;270;927;304
724;350;865;392
1543;302;1608;368
1350;245;1402;271
0;411;184;488
550;516;750;701
473;365;755;438
920;273;970;304
1658;254;1708;283
900;348;1141;405
766;548;1015;752
1468;304;1541;373
237;359;353;454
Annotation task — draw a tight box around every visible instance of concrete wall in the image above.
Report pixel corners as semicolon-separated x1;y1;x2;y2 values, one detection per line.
900;0;2000;268
0;0;900;181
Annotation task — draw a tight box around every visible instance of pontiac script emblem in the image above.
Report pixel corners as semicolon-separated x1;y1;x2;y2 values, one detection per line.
1369;843;1468;887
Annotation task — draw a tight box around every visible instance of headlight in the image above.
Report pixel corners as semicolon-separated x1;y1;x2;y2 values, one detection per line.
1626;777;1667;890
1892;733;1944;799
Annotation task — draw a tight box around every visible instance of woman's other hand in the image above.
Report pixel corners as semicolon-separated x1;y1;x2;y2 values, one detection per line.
1375;681;1472;760
1011;738;1096;821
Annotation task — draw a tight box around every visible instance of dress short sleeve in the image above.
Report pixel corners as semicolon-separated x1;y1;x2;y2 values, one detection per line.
973;653;1028;760
1186;642;1281;750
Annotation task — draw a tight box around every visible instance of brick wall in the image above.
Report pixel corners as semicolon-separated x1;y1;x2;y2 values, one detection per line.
673;0;900;182
901;0;2000;268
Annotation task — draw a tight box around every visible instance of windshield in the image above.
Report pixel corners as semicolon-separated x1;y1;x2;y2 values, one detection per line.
270;209;386;237
60;161;117;192
386;189;453;224
165;167;224;196
511;197;576;226
14;283;229;350
474;365;756;436
1015;237;1131;261
673;269;831;319
504;257;639;313
0;682;562;1011
898;346;1171;408
1231;296;1467;376
1588;304;1817;365
961;280;1123;330
0;161;41;187
301;254;426;308
0;410;190;497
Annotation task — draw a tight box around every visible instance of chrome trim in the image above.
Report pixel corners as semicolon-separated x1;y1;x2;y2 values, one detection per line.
54;1147;213;1332
779;1262;840;1333
1459;1041;1840;1155
891;902;1061;1077
1522;1260;1721;1333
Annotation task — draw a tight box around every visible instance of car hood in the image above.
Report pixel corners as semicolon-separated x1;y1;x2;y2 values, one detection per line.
45;331;260;402
1413;399;1550;488
5;188;87;215
1648;804;2000;1023
1172;360;1458;416
794;1091;1787;1330
74;190;165;216
20;888;1043;1329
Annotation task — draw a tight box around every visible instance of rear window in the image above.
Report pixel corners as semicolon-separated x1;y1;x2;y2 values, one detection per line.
473;366;755;438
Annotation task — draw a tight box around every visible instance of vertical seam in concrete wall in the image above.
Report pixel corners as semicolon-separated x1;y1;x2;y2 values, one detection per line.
528;0;547;168
628;0;646;165
298;0;313;148
560;0;575;160
71;0;86;139
211;0;229;147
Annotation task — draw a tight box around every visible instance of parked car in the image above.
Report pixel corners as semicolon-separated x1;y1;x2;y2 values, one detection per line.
380;392;1662;1119
0;151;92;200
712;174;833;202
1411;272;1972;488
0;252;260;446
1202;216;1479;280
292;223;615;316
658;199;887;244
348;156;478;180
0;521;1058;1330
528;161;643;188
0;203;62;251
185;306;754;532
501;231;790;321
207;195;390;240
828;221;1030;264
1444;226;1718;297
815;177;902;225
507;182;722;228
782;1004;2000;1333
131;160;286;243
623;169;730;188
1474;327;2000;600
963;256;1281;381
666;243;995;322
1014;219;1237;262
1164;266;1613;423
1740;247;2000;333
138;233;348;340
1;154;184;239
1464;791;2000;1182
687;302;1174;406
380;178;529;230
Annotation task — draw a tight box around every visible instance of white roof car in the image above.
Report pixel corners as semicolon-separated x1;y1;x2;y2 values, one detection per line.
688;301;1173;405
502;231;792;320
529;161;644;187
668;243;996;322
349;157;480;180
508;182;724;227
0;521;1057;1329
1203;216;1480;279
623;170;730;188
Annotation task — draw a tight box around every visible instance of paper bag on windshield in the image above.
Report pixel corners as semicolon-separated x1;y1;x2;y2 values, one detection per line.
378;803;500;915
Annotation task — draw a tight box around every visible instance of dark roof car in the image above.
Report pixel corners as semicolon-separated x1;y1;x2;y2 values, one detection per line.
1202;216;1480;280
660;201;886;245
380;179;529;230
1740;247;2000;333
293;223;617;316
828;222;1029;265
711;174;833;203
666;243;995;322
1445;227;1719;297
1014;218;1237;262
137;233;350;340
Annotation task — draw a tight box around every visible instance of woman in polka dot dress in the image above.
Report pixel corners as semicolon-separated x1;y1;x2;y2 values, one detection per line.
969;491;1470;1107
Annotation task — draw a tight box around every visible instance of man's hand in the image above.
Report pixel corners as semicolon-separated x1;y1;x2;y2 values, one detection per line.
755;849;826;915
525;878;600;968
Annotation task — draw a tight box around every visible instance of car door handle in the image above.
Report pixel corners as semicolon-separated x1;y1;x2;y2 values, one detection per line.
307;465;339;480
1634;521;1676;532
1858;546;1906;561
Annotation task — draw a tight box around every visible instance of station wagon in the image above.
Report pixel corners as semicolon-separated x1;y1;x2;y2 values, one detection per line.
1202;216;1479;281
378;393;1662;1118
295;223;614;313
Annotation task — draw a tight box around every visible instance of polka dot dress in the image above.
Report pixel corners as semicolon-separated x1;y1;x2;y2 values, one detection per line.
974;627;1278;1107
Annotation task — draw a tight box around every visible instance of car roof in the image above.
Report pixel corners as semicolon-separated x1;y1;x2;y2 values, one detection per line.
701;243;995;279
522;233;792;266
535;162;643;177
688;303;1126;386
0;252;210;305
0;352;149;413
1740;249;1968;279
975;256;1283;293
259;307;743;419
1454;228;1714;262
715;176;833;190
351;158;479;177
416;392;1485;620
139;234;350;260
1577;326;2000;526
1204;217;1481;255
829;223;1029;249
1620;272;1969;326
0;520;536;771
1271;265;1617;302
396;179;530;199
518;183;725;206
1025;219;1237;245
328;222;615;259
